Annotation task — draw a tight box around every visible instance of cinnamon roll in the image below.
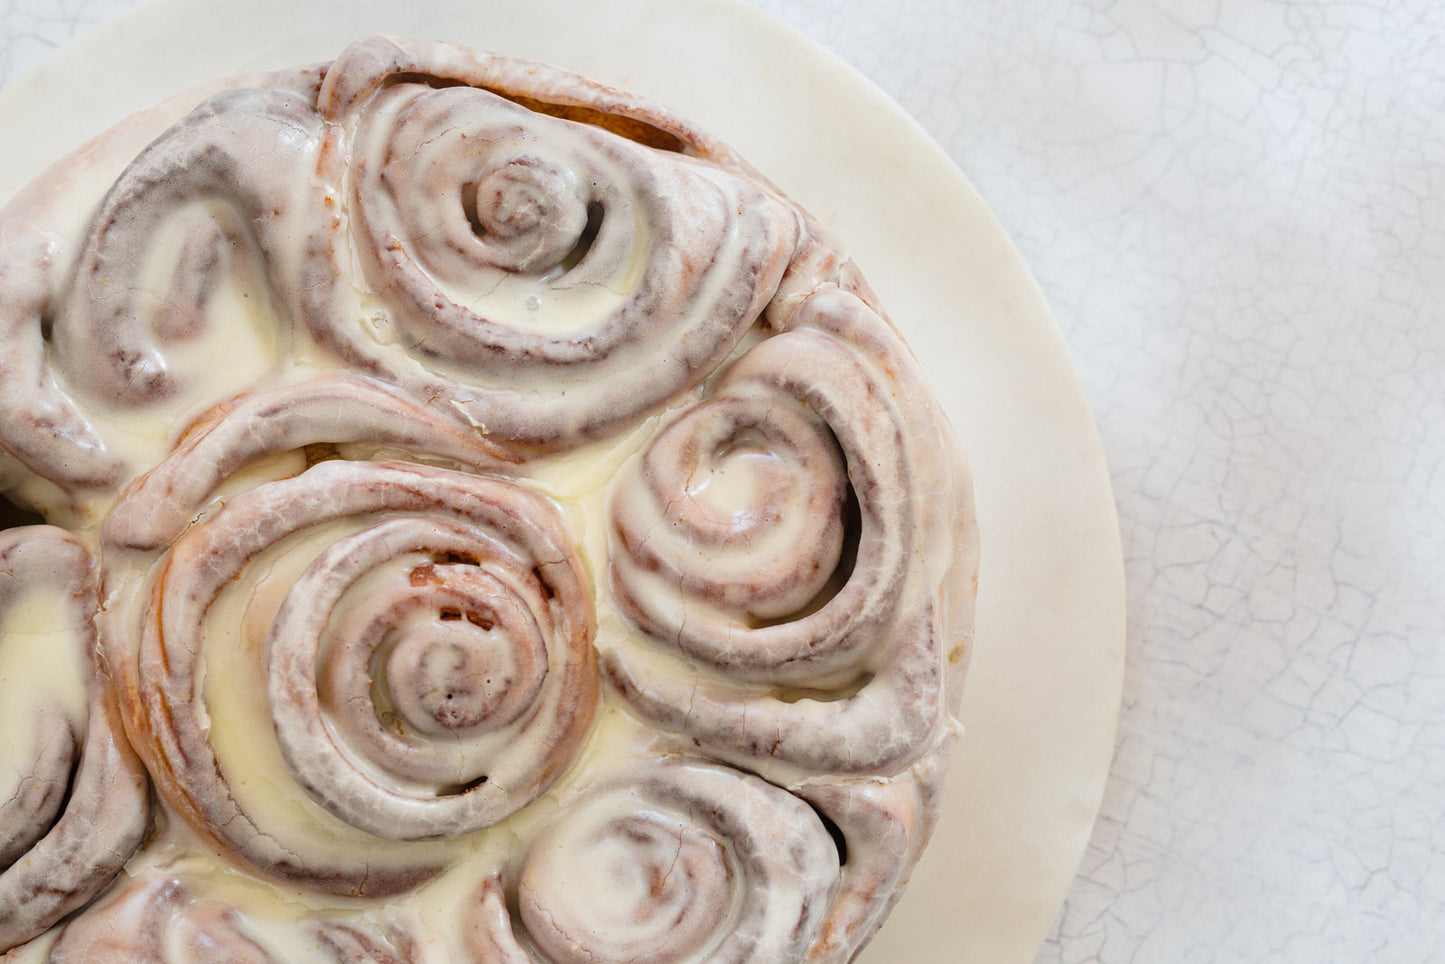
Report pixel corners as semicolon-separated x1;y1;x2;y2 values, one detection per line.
0;69;337;516
46;876;419;963
603;284;969;779
467;759;840;963
51;76;335;411
313;36;799;455
0;528;149;954
102;447;596;894
47;878;278;964
796;752;951;962
0;34;977;964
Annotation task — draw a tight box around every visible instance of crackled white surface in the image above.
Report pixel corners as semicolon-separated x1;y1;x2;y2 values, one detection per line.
736;1;1445;960
3;0;1442;961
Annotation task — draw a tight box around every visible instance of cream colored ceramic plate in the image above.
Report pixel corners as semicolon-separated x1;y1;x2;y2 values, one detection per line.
0;1;1125;959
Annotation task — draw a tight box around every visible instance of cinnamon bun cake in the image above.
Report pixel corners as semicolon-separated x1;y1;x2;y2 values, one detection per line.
0;36;977;962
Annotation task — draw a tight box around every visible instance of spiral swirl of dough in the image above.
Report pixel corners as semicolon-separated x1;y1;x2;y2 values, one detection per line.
0;68;336;503
103;373;510;552
603;284;969;777
795;751;950;962
264;465;596;840
313;36;799;454
48;878;278;964
52;76;336;409
311;921;416;963
47;876;417;963
0;527;149;953
0;219;126;492
103;423;596;894
467;759;839;963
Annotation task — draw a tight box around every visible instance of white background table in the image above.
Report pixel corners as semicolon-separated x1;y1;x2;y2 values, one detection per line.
2;1;1441;959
